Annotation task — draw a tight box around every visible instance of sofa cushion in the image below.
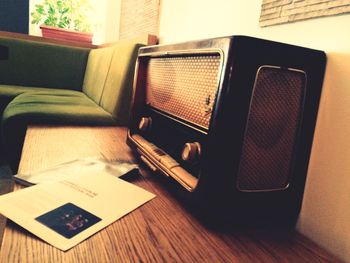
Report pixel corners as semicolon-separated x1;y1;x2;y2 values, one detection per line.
0;84;71;102
3;89;116;126
2;89;116;170
0;85;66;117
0;37;90;91
0;85;51;98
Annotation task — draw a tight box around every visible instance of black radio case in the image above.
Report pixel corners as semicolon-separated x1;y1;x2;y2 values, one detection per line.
127;35;326;225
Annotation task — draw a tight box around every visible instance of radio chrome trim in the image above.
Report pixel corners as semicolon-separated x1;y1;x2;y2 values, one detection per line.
149;107;208;135
128;131;198;191
138;48;224;58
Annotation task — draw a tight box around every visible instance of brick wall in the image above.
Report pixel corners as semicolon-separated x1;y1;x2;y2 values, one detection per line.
260;0;350;27
119;0;160;40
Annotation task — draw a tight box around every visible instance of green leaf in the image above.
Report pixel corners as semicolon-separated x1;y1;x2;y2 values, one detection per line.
31;0;94;31
61;8;69;15
48;4;55;15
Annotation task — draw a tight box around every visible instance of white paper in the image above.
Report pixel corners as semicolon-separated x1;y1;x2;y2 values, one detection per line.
0;172;155;251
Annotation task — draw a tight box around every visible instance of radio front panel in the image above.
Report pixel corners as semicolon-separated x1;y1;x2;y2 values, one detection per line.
145;53;222;130
129;49;225;191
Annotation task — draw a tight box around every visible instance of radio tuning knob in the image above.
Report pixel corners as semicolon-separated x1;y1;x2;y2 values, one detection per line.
181;142;201;162
138;117;152;131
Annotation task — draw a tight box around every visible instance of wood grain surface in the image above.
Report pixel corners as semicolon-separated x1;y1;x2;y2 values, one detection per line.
0;177;13;247
0;126;341;262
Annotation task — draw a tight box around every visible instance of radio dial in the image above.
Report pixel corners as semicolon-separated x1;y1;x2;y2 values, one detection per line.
182;142;201;162
138;117;152;131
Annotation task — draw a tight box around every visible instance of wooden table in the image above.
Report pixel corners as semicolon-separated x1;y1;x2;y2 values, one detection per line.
0;126;340;262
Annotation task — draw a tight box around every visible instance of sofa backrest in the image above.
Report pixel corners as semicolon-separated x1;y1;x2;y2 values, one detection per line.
0;37;90;91
82;38;144;125
82;46;114;105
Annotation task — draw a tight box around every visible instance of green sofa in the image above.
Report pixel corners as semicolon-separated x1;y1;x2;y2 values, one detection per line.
0;34;146;171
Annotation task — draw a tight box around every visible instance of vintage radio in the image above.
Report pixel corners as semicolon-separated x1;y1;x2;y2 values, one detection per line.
127;35;326;225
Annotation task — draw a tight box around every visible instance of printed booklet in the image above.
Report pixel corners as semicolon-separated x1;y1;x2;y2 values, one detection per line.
0;160;155;251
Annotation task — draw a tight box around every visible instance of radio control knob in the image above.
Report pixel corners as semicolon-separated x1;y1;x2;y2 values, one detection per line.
181;142;201;162
138;117;152;131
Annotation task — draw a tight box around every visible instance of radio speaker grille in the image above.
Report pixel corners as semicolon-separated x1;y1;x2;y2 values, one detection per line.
237;66;306;191
145;54;222;129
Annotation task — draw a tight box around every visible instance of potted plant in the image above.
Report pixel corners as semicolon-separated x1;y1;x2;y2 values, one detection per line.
31;0;95;44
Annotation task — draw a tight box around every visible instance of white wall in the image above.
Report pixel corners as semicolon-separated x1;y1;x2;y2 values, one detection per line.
101;0;121;43
159;1;350;262
28;0;42;37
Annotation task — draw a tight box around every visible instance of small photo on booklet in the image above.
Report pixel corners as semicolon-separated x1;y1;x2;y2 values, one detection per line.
35;203;101;239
